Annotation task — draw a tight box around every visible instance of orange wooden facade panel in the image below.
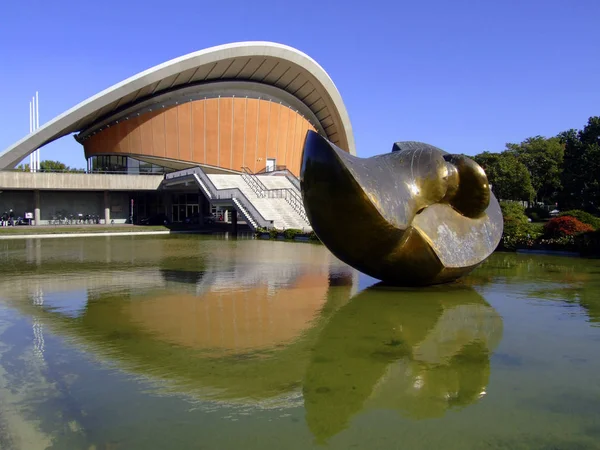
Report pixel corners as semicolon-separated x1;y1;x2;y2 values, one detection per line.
152;112;166;159
164;106;179;160
121;118;133;155
276;106;289;166
192;101;204;163
204;98;219;167
245;98;259;172
86;129;100;155
83;96;326;176
231;97;246;171
266;102;280;160
177;103;192;162
295;120;310;175
219;97;233;169
288;115;300;175
284;109;298;167
100;125;117;156
114;117;127;154
139;112;155;158
256;100;270;171
129;115;143;156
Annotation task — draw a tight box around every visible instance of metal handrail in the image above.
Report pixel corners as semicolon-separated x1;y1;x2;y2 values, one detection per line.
253;166;302;192
256;164;288;174
240;167;309;224
241;167;270;193
240;167;266;198
284;172;302;192
164;167;274;230
265;168;302;192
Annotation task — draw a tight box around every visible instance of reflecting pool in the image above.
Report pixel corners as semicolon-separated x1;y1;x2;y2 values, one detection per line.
0;236;599;449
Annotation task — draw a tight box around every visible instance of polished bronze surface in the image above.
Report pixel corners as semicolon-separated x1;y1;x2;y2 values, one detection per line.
300;131;503;285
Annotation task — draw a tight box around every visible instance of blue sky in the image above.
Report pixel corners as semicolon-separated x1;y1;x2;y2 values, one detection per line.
0;0;598;169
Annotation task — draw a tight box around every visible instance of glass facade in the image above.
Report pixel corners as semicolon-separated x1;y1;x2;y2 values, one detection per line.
171;193;201;223
87;156;172;175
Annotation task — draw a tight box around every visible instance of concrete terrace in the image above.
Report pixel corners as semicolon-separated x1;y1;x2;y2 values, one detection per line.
0;171;163;191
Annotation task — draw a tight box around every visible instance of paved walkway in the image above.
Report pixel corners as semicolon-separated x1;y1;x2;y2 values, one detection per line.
0;230;214;240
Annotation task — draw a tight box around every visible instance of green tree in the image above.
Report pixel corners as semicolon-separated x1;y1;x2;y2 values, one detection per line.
558;117;600;213
505;136;564;204
473;151;535;202
15;160;84;173
40;160;69;172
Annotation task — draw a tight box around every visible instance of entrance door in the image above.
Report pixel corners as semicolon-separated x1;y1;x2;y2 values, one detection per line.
266;158;276;172
186;204;199;221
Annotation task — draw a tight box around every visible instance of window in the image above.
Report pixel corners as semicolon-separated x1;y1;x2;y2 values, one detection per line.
87;156;172;175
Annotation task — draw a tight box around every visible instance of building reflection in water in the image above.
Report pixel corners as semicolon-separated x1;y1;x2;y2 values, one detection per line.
3;237;502;443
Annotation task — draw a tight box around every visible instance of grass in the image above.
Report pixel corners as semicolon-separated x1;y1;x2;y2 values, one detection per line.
0;224;169;235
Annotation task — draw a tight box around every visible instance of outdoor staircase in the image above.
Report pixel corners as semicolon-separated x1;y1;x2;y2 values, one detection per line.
163;166;312;231
163;167;275;230
240;167;310;225
209;172;312;231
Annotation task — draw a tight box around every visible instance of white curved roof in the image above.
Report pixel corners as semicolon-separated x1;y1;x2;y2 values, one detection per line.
0;41;355;169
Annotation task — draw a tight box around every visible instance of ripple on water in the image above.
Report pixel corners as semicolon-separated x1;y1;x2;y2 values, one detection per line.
0;237;598;449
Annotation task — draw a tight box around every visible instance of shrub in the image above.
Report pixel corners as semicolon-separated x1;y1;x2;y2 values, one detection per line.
499;202;532;250
283;228;303;240
525;207;550;221
255;227;320;242
500;202;528;221
544;216;594;238
558;210;600;230
575;229;600;256
254;227;280;238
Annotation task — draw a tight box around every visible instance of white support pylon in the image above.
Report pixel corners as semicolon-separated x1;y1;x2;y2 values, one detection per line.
29;100;33;171
35;91;40;171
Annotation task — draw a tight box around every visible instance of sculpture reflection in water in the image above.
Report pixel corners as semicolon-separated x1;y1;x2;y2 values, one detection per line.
303;285;503;443
300;131;504;285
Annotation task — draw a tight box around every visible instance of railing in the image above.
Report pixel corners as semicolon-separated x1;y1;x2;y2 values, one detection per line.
255;166;302;192
48;213;103;225
164;167;274;230
1;168;167;175
241;167;309;224
256;165;289;174
285;173;301;192
241;168;267;198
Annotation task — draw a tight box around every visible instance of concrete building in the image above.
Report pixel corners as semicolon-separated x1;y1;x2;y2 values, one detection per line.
0;42;354;228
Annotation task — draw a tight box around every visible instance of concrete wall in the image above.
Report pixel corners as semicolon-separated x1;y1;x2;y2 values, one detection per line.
0;172;163;191
0;190;131;224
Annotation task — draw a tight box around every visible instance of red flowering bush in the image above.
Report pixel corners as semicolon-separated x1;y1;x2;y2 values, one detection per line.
544;216;594;238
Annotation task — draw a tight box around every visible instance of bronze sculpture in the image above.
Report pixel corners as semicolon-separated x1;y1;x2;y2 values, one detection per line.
300;131;503;285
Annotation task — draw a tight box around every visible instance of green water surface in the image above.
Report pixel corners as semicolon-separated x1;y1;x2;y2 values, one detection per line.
0;235;599;449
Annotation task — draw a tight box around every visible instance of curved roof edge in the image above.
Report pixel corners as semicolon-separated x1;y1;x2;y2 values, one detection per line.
0;41;355;169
